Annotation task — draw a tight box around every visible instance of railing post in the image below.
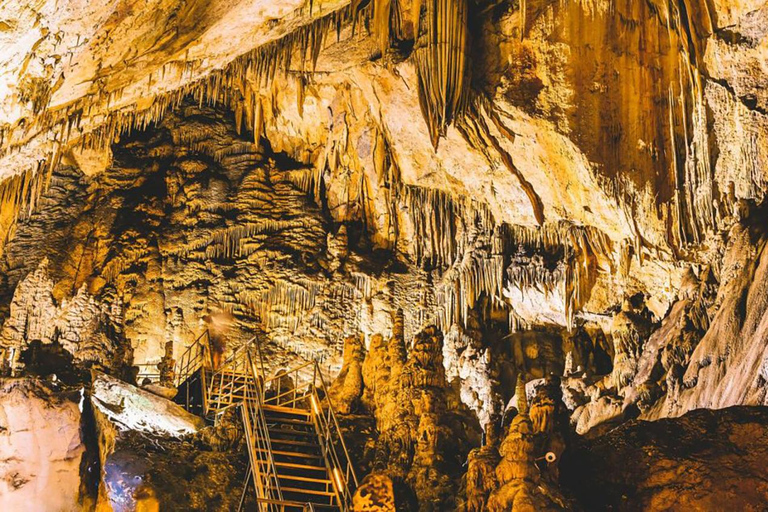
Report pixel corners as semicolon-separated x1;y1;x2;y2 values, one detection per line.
201;365;208;417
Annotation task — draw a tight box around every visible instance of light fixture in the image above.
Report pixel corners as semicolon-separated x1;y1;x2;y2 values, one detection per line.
332;467;344;493
310;393;320;416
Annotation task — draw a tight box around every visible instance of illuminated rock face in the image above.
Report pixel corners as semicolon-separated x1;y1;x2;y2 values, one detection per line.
90;373;247;512
0;379;85;511
0;0;767;510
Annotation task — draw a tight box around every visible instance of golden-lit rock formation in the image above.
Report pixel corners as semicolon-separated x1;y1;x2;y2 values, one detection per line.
1;0;768;509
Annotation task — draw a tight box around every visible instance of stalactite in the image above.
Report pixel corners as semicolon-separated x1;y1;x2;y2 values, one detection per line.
399;183;495;270
0;149;58;246
508;309;528;333
172;220;309;261
285;169;315;194
1;0;359;182
412;0;471;149
436;253;505;328
506;257;565;298
238;280;322;332
373;0;394;53
102;247;152;282
351;272;373;301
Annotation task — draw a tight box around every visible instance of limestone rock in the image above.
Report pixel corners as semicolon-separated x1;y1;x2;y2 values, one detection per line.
328;334;366;414
352;472;397;512
0;379;85;511
562;407;768;510
91;371;203;437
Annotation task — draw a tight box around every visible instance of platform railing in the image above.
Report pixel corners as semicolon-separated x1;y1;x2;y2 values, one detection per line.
135;363;161;383
174;330;211;387
205;342;254;420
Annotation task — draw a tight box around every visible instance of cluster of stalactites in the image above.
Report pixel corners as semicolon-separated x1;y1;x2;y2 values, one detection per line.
0;1;361;237
351;272;374;301
0;154;57;223
0;149;60;252
506;257;565;297
0;0;472;251
589;1;718;254
403;179;614;332
412;0;471;149
401;183;494;270
237;280;321;332
172;221;310;261
437;254;505;329
501;223;613;331
1;2;357;154
101;247;153;284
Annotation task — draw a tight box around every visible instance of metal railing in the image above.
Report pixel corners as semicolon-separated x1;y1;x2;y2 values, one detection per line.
173;331;212;413
202;336;358;511
253;342;359;510
206;343;254;421
261;360;315;409
242;348;286;511
135;363;161;384
308;366;359;508
174;330;212;387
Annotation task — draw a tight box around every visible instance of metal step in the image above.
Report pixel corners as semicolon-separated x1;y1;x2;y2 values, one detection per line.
261;404;311;417
252;447;324;461
278;476;334;494
273;461;328;472
257;437;321;450
277;474;333;485
273;485;336;497
264;417;315;427
268;427;320;438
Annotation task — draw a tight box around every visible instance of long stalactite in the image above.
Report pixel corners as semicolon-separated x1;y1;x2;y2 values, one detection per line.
412;0;471;149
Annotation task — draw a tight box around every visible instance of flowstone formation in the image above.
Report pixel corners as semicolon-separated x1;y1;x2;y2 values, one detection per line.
1;0;768;510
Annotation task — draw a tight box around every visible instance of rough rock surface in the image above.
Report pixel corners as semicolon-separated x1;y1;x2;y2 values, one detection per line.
91;371;203;437
561;406;768;511
1;0;768;509
90;372;246;511
0;379;85;511
2;0;768;434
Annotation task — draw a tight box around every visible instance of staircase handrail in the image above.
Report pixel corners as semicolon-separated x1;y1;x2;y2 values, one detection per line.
242;347;286;511
309;361;359;509
260;360;315;409
174;330;211;387
251;334;268;384
206;342;252;420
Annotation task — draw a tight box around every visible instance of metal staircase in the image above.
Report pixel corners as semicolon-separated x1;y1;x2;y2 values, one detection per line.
173;335;358;512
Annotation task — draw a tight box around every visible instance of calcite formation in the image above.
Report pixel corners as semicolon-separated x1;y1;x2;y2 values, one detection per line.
0;379;86;511
1;0;768;510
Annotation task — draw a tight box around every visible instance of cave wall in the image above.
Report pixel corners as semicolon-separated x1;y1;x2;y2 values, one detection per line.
0;0;766;459
0;379;86;511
